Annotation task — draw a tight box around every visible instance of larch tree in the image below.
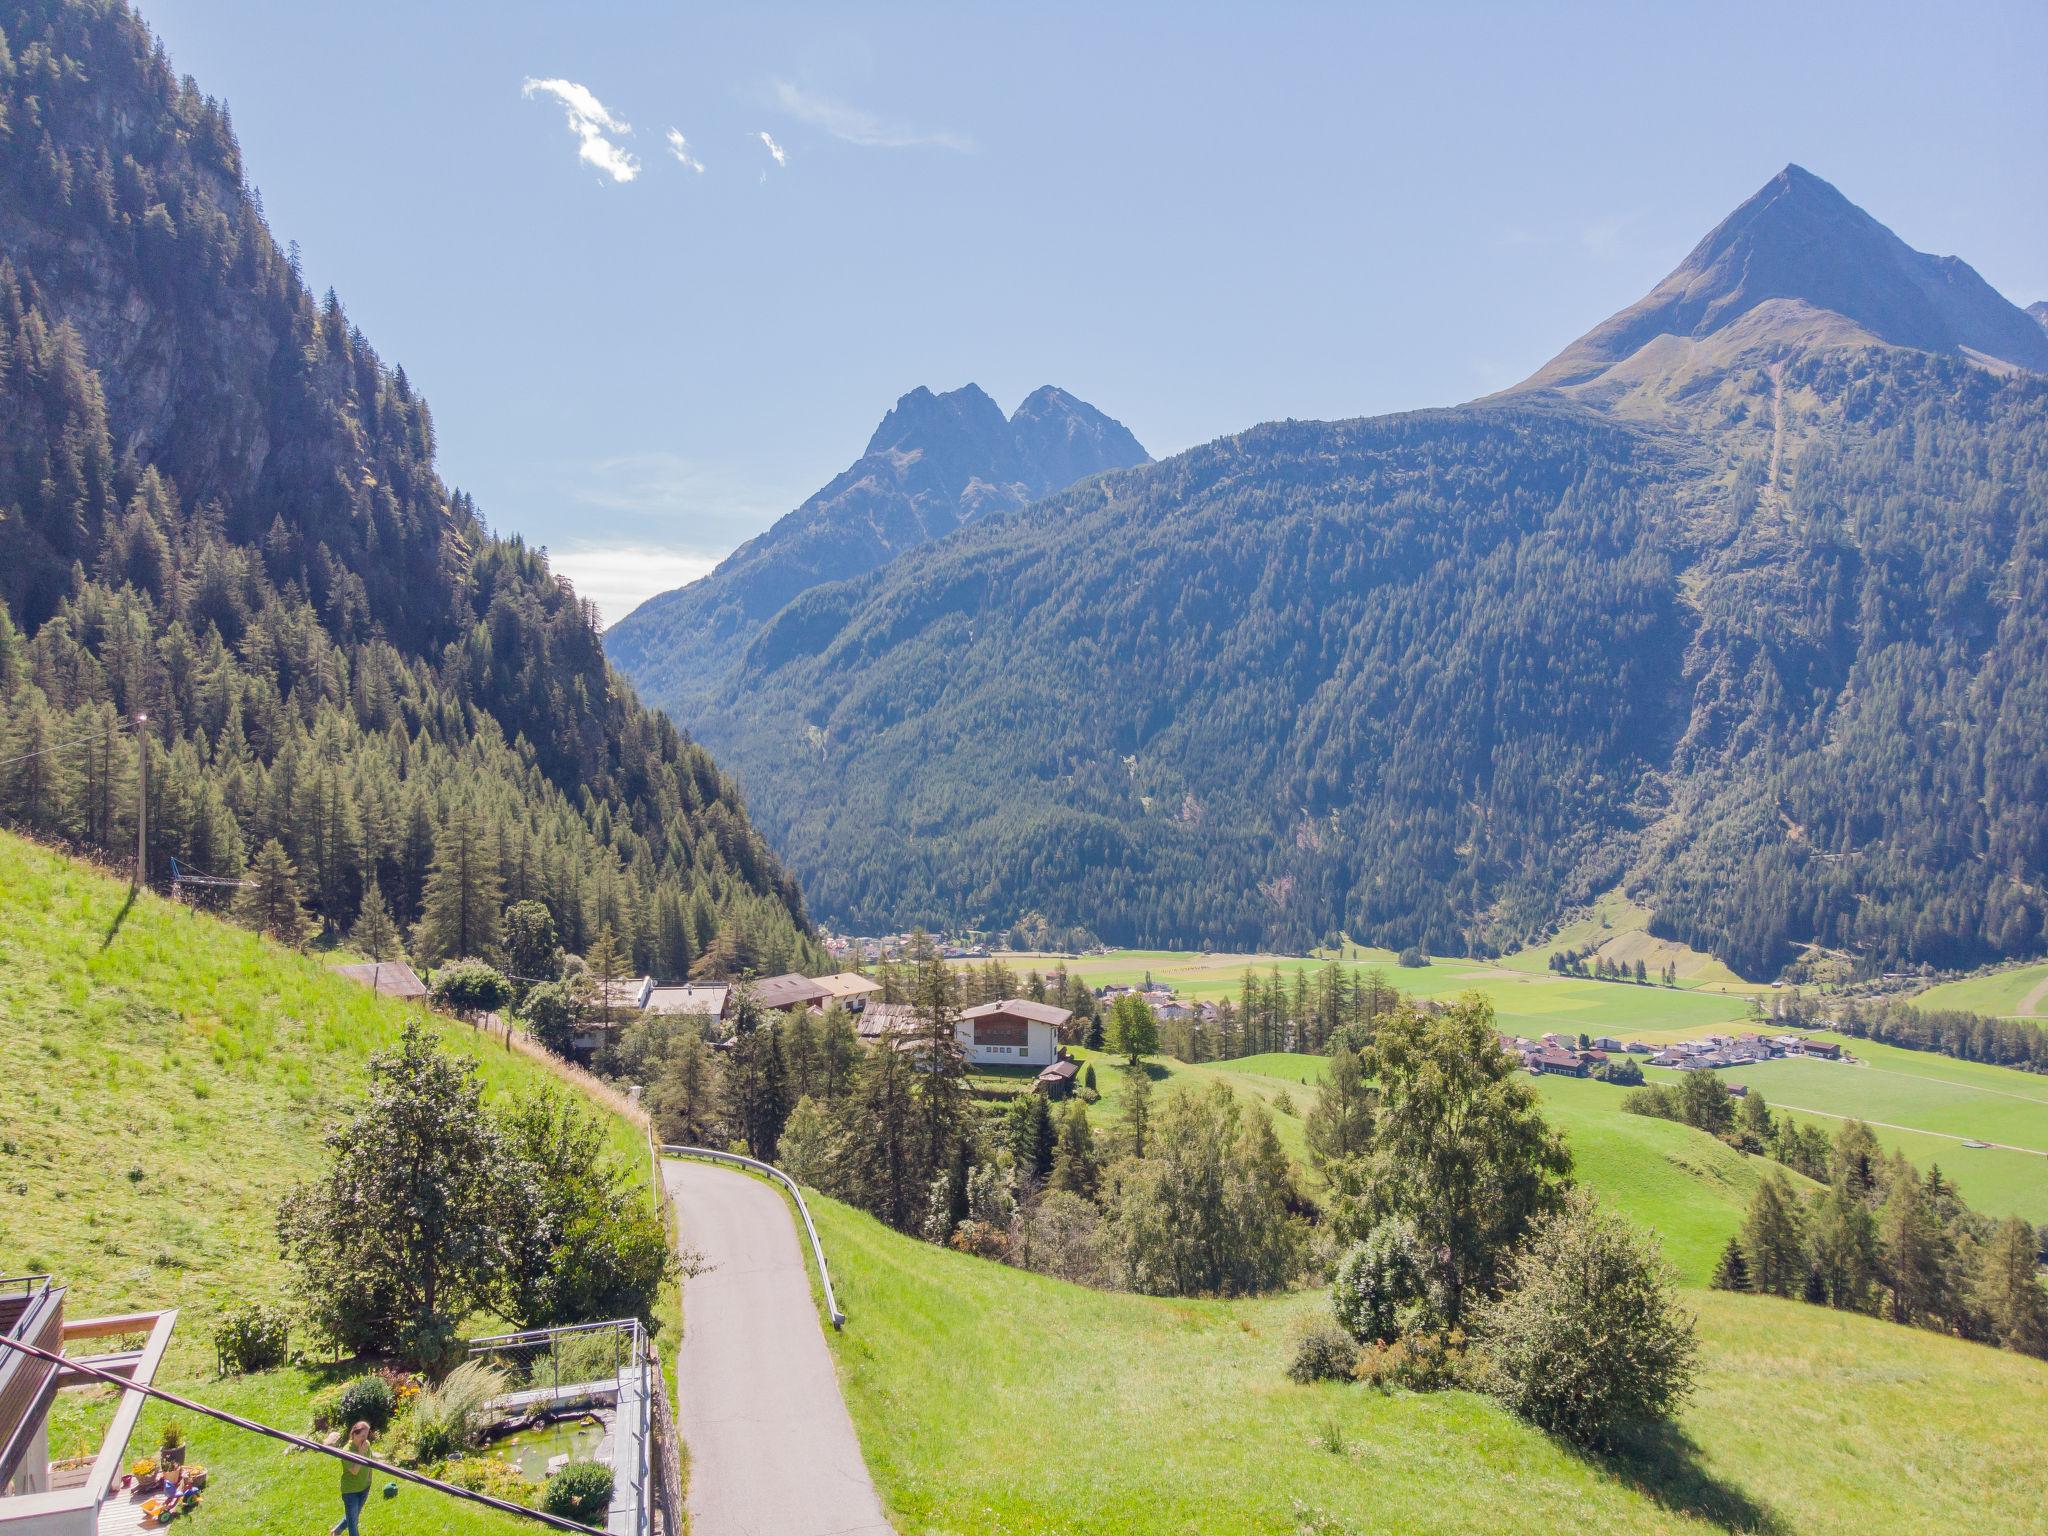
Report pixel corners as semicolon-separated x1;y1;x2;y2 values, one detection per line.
415;809;504;963
1739;1172;1809;1298
234;838;310;948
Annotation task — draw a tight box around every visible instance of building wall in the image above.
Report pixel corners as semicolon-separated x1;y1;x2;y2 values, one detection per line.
958;1017;1056;1067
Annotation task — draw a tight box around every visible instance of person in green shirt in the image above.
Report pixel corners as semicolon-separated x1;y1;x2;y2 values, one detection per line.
331;1421;374;1536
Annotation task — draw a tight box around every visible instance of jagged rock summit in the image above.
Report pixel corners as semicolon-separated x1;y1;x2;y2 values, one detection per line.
1516;165;2048;406
605;383;1148;717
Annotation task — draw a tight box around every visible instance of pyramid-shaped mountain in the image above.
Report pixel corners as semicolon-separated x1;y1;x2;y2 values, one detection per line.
606;384;1147;717
681;167;2048;983
1517;165;2048;402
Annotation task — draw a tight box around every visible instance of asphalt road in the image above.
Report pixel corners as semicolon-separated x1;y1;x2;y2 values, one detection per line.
663;1158;894;1536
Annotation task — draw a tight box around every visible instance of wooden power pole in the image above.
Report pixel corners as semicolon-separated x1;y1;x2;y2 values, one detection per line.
134;711;148;889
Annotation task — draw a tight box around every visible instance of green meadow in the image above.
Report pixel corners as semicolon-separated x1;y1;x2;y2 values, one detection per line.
811;1191;2048;1536
1914;958;2048;1019
0;833;663;1536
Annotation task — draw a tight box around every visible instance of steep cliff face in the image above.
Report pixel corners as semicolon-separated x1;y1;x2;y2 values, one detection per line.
605;381;1148;718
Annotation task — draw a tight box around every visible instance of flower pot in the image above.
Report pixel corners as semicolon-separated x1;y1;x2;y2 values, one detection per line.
159;1446;184;1472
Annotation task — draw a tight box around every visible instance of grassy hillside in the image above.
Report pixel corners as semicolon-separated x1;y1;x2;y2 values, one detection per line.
1915;959;2048;1019
811;1193;2048;1535
0;832;656;1534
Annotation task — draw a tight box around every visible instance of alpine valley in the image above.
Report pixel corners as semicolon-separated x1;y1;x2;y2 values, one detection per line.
613;166;2048;979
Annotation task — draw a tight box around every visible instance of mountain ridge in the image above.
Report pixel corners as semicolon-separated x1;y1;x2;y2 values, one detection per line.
1514;164;2048;409
605;381;1148;716
684;167;2048;977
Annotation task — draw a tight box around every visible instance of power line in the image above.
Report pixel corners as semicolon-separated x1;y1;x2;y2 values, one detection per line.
0;719;133;770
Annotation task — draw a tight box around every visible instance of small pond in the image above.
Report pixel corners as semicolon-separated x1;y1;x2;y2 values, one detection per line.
487;1417;607;1480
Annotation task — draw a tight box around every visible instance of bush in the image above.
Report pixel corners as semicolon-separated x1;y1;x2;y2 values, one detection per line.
1596;1057;1645;1087
336;1373;396;1431
1287;1322;1359;1384
1472;1190;1697;1448
543;1461;615;1523
213;1303;290;1375
1353;1329;1467;1392
407;1361;506;1462
440;1456;538;1507
519;980;581;1056
430;960;514;1020
1396;946;1427;969
1331;1218;1428;1345
309;1383;349;1432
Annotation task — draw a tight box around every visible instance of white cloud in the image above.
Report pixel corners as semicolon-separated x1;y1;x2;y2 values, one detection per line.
665;129;706;174
548;543;719;629
770;80;972;152
522;77;640;183
758;130;788;168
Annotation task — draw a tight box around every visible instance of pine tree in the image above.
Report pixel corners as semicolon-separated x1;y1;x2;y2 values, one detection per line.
350;873;403;962
1304;1042;1373;1170
1710;1235;1750;1292
1879;1168;1948;1327
842;1041;921;1232
1971;1217;2048;1357
1048;1101;1100;1199
234;838;309;947
1808;1183;1880;1312
1739;1173;1807;1297
414;808;504;963
586;925;628;1027
1120;1061;1153;1160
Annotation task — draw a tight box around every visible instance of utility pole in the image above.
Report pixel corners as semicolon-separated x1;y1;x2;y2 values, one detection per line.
133;712;149;890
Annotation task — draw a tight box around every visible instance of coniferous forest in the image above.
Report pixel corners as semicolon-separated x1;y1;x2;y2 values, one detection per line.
0;0;820;977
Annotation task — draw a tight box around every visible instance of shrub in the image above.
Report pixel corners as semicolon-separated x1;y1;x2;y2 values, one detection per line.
214;1303;290;1375
948;1220;1012;1262
519;980;581;1056
1396;946;1427;969
543;1461;615;1523
407;1361;507;1463
440;1456;538;1507
1287;1322;1359;1384
1353;1328;1467;1392
430;960;514;1020
336;1373;396;1431
1331;1218;1428;1345
1472;1190;1697;1448
309;1383;349;1432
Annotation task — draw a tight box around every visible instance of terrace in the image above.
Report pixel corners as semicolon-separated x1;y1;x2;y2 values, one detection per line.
0;1275;177;1536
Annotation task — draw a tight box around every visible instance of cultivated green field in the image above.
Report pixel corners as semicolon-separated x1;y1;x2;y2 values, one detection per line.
1001;945;1757;1040
0;833;661;1536
1643;1040;2048;1225
811;1192;2048;1536
1915;958;2048;1019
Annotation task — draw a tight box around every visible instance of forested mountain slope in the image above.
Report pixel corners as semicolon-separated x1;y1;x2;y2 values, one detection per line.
693;168;2048;976
606;381;1148;716
0;0;819;976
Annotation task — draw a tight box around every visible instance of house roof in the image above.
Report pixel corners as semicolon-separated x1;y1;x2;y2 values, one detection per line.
961;998;1073;1027
330;960;428;999
645;983;729;1018
814;972;882;1000
751;972;833;1010
1035;1059;1080;1084
856;1002;919;1039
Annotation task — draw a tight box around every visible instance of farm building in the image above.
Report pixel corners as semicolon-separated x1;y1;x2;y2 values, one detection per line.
957;999;1071;1066
751;973;833;1011
644;983;730;1021
813;973;882;1005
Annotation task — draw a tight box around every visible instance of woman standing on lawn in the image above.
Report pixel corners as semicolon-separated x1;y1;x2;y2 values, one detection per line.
330;1421;373;1536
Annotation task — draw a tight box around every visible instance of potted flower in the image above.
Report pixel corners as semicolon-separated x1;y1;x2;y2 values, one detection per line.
131;1456;159;1491
158;1421;185;1472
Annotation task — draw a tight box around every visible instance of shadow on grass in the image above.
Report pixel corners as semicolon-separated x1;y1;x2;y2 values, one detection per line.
99;886;136;951
1588;1420;1789;1535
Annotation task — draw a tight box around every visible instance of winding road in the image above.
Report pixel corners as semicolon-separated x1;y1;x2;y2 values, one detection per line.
663;1158;893;1536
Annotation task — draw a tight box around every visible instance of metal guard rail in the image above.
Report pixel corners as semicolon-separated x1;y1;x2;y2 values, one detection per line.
660;1146;846;1329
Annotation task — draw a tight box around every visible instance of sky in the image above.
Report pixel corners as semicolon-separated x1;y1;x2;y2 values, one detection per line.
136;0;2048;625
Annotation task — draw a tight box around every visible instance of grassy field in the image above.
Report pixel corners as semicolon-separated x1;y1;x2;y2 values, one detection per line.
811;1192;2048;1535
1914;958;2048;1019
1640;1040;2048;1225
995;945;1758;1042
0;832;663;1535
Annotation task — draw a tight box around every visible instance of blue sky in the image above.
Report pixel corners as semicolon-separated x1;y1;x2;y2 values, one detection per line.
137;0;2048;623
